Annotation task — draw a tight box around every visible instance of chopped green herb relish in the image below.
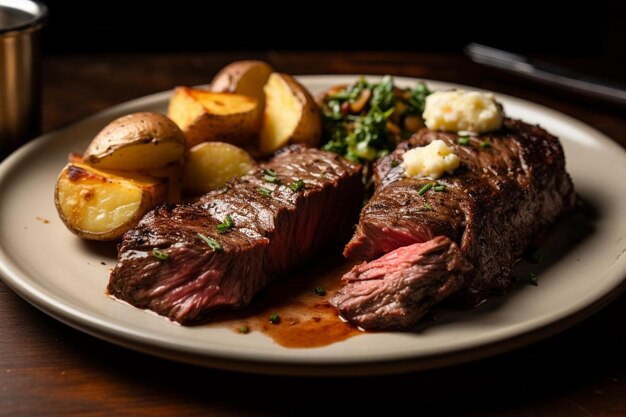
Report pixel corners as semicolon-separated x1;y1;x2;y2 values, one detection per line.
321;76;431;163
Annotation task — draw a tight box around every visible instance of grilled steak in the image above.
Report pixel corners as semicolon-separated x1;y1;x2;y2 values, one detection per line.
108;146;363;324
332;236;471;330
333;119;575;329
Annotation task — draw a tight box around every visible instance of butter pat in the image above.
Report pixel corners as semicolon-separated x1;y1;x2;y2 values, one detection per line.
423;90;503;133
401;140;460;180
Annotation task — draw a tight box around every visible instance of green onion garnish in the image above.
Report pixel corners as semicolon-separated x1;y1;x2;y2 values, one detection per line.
258;187;272;197
433;184;446;192
458;137;470;145
151;248;169;261
197;232;222;252
239;325;249;334
263;168;280;184
418;183;433;195
264;174;280;184
423;202;433;210
529;272;538;286
480;140;491;149
268;313;280;324
390;159;400;168
216;214;234;234
313;287;326;296
289;179;305;192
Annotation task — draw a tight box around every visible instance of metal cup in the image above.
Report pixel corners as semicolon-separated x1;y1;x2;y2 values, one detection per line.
0;0;46;159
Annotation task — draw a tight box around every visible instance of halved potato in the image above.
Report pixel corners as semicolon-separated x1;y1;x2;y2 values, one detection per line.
83;112;186;171
182;142;256;196
210;60;273;109
167;87;260;148
55;163;167;240
259;73;322;155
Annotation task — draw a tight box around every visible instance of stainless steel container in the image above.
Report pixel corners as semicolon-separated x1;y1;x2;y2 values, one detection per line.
0;0;46;159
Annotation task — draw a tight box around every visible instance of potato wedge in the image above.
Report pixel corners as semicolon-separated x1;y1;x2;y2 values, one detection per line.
83;112;186;171
55;163;167;240
182;142;256;196
210;60;273;109
259;73;322;155
167;87;260;148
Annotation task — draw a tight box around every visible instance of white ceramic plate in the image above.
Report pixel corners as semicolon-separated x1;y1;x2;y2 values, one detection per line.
1;76;626;376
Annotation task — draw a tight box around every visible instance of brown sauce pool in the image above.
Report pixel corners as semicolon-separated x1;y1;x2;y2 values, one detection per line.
204;254;363;348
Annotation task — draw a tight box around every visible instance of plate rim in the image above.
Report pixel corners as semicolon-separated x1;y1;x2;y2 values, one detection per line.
1;75;626;375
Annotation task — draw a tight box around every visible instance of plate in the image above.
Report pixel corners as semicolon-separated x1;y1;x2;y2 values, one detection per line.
1;76;626;376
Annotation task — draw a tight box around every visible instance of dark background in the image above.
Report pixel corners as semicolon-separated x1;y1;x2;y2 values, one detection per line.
39;0;626;58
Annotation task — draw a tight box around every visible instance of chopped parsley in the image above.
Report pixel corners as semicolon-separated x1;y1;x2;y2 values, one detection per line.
480;140;491;149
268;313;281;324
390;159;400;168
239;325;249;334
418;183;433;195
423;202;433;211
529;272;538;286
289;179;305;192
197;232;222;252
151;248;169;261
216;214;234;234
313;287;327;296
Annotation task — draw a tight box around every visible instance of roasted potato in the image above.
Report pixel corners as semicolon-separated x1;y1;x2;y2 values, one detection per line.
167;87;260;148
182;142;256;196
83;112;186;171
210;60;273;109
259;73;322;155
55;163;167;240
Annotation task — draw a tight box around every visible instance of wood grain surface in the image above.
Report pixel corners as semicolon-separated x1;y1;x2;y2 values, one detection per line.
1;52;625;416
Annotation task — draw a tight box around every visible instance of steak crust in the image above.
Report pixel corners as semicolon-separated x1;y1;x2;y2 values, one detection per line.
108;146;363;324
342;119;575;313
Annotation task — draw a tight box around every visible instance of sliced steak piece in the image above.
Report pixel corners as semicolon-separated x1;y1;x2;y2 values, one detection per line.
332;236;472;330
342;119;575;314
108;146;363;324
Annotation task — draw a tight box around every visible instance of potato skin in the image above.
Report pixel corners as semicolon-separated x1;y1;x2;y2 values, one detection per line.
55;163;167;241
167;87;261;149
83;112;186;171
210;60;273;107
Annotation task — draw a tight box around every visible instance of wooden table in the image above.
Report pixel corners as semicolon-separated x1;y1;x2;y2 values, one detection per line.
2;52;625;416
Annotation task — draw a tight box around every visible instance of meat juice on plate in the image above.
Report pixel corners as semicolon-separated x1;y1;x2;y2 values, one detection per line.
206;253;362;348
